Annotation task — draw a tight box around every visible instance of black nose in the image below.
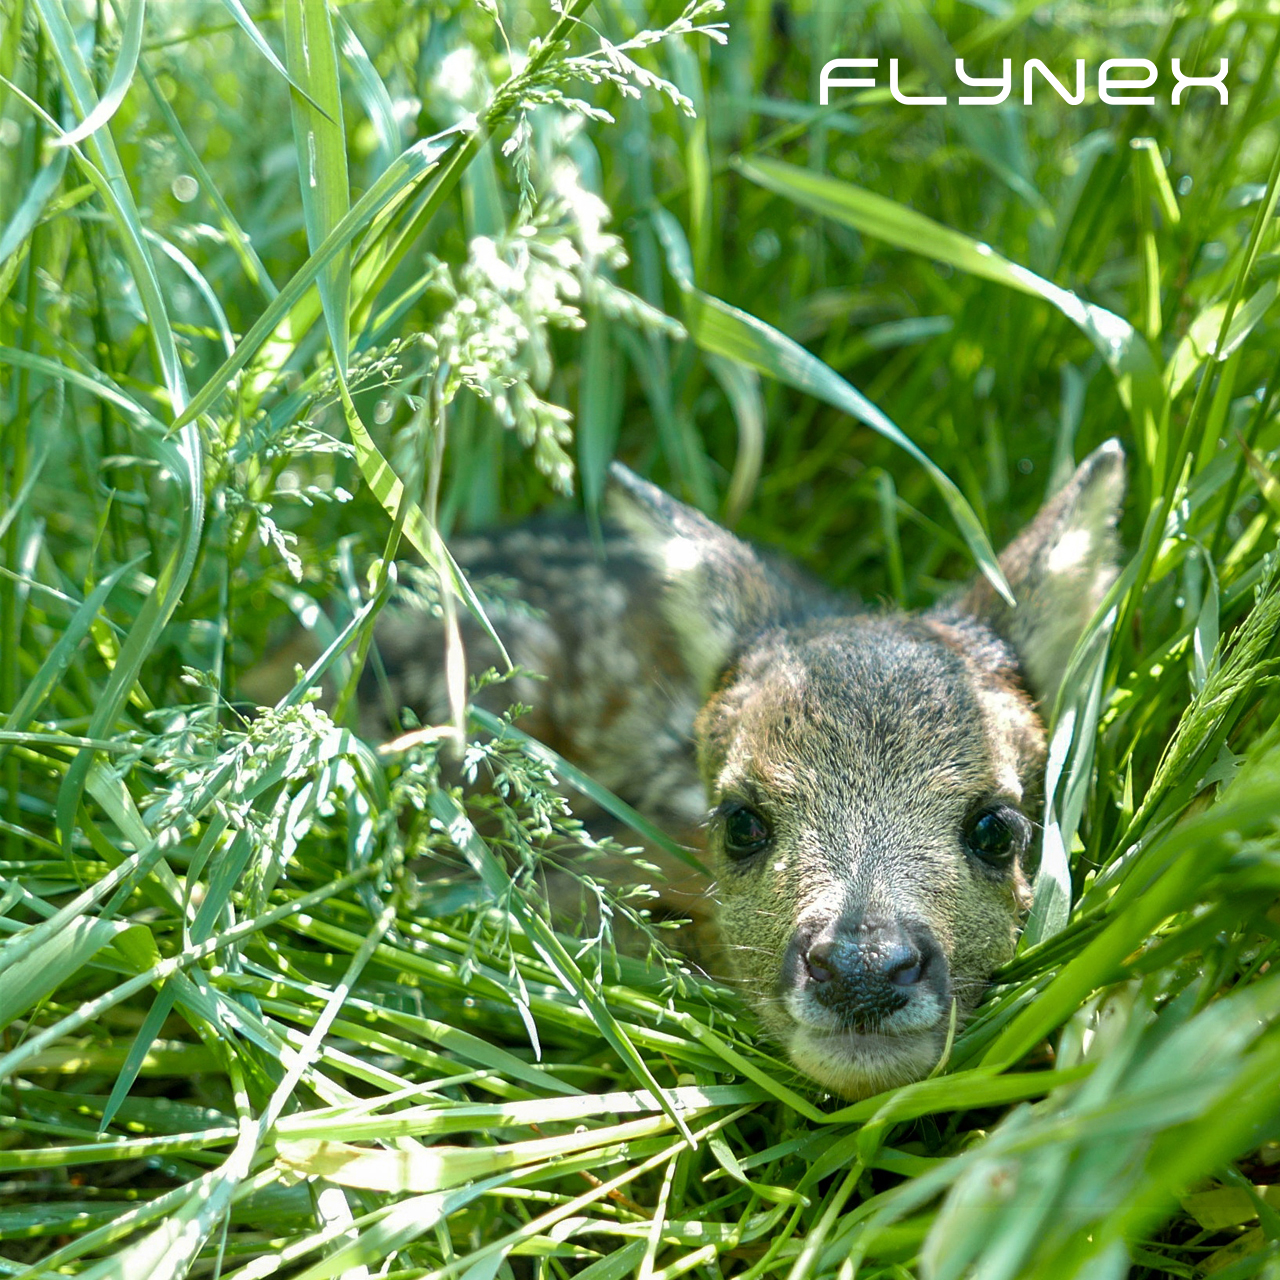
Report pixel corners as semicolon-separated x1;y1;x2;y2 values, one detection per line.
803;918;939;1028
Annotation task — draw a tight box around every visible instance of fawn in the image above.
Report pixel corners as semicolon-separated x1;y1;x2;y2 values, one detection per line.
368;442;1126;1098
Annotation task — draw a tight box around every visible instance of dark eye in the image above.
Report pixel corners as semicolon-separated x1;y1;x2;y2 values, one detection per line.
963;805;1030;865
720;803;771;860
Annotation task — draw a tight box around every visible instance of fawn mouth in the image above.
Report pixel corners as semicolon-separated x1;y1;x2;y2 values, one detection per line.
786;1020;947;1100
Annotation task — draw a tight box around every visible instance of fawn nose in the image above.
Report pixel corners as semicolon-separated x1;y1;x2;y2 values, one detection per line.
803;918;937;1027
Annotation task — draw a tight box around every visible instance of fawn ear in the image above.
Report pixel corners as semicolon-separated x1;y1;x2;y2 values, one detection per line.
958;440;1126;705
607;463;828;692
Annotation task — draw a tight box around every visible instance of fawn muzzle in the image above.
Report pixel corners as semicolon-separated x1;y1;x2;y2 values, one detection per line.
793;914;948;1032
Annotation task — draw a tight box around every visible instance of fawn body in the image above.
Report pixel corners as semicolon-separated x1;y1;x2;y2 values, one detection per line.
368;442;1126;1098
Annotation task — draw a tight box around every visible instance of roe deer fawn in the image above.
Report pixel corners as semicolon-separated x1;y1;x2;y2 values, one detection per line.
367;442;1125;1097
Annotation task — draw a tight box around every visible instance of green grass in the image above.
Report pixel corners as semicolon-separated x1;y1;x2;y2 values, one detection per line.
3;1;1280;1277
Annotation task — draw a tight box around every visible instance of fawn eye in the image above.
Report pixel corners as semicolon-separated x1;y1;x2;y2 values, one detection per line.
720;803;771;859
963;805;1030;865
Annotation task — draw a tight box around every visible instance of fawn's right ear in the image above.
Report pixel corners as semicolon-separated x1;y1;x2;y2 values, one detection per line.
957;439;1127;705
607;463;829;693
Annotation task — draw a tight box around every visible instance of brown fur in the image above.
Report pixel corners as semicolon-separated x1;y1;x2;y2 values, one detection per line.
363;443;1126;1098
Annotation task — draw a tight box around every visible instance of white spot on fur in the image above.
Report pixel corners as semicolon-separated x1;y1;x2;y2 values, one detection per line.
598;581;628;615
1045;527;1093;576
663;536;703;575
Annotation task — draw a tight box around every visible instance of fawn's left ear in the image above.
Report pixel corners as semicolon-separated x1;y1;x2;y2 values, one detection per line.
958;440;1127;705
607;462;831;693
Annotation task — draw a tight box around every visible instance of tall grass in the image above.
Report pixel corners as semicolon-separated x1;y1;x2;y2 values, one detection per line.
2;2;1280;1277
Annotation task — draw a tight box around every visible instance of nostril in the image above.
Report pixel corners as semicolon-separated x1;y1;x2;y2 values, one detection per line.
884;942;926;988
805;940;835;983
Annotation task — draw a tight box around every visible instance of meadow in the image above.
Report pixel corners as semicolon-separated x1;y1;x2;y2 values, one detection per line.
2;1;1280;1276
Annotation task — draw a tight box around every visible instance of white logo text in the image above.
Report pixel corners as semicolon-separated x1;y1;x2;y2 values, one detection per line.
818;58;1228;107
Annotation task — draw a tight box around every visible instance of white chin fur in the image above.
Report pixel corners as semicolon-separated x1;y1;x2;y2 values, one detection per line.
787;1025;944;1099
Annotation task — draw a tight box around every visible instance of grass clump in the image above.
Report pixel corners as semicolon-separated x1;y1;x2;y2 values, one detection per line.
2;2;1280;1278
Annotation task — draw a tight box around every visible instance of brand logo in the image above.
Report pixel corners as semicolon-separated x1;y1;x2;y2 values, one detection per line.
819;59;1228;107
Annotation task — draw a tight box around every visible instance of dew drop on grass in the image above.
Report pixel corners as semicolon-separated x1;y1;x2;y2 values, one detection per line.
750;229;781;265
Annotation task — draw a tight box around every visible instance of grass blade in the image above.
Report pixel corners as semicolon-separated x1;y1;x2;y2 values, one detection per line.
334;13;399;175
662;260;1014;604
0;144;66;268
736;155;1165;440
214;0;329;113
0;557;142;766
284;0;350;371
53;0;145;148
467;706;707;874
171;127;464;431
426;788;697;1146
706;352;765;525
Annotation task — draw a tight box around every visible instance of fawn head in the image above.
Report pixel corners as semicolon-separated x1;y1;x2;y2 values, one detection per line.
609;443;1125;1098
